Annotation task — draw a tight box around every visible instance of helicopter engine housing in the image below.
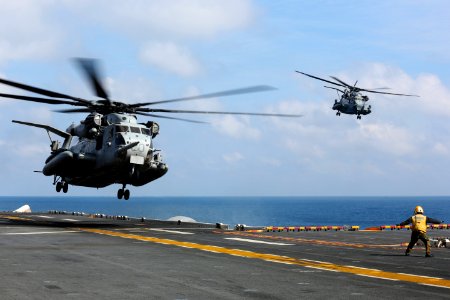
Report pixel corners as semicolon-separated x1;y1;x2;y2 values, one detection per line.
66;113;103;138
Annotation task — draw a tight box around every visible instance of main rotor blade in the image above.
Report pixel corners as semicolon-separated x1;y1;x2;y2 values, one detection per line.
295;71;346;88
329;76;353;88
54;108;94;113
357;89;419;97
324;86;345;93
0;77;90;104
135;112;207;123
130;85;277;108
0;93;86;106
137;108;302;117
74;58;110;102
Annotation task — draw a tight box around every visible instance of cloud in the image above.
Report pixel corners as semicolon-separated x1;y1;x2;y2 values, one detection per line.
104;76;162;103
0;1;257;68
361;162;385;176
272;103;418;158
284;138;326;157
10;106;53;124
432;142;450;156
213;115;261;140
270;100;330;135
415;73;450;117
337;63;450;118
15;143;49;158
349;122;417;156
0;1;61;63
223;151;244;163
66;1;257;75
69;0;255;39
140;42;201;77
258;157;281;167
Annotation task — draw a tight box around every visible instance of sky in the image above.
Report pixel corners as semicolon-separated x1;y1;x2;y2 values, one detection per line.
1;0;450;197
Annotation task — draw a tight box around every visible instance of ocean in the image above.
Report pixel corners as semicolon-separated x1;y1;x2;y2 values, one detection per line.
0;196;449;229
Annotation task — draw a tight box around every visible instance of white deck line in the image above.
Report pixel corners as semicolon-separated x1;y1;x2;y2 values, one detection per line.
225;237;294;246
36;215;54;219
147;229;194;235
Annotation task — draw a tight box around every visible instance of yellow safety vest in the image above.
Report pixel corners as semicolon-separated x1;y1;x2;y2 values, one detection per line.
412;214;427;233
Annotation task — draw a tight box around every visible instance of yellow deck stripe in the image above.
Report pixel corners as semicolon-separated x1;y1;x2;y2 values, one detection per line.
80;228;450;289
218;231;408;249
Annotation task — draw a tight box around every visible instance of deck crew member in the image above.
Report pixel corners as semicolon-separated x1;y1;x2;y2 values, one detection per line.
397;206;443;257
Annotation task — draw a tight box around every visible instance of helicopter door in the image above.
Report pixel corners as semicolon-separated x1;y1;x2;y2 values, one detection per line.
101;126;114;149
95;126;113;151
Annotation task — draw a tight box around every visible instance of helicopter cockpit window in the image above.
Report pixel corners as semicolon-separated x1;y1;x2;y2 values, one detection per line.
115;125;129;133
141;128;151;136
130;126;141;134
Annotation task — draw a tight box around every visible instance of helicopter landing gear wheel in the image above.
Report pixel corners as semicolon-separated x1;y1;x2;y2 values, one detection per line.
56;182;62;193
336;112;341;116
117;189;130;200
124;189;130;200
55;180;68;193
118;184;129;200
357;115;361;120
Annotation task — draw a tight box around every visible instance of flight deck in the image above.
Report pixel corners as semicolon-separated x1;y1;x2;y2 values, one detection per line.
0;211;449;299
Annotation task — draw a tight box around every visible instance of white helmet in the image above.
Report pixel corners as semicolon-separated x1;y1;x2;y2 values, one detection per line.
414;206;424;214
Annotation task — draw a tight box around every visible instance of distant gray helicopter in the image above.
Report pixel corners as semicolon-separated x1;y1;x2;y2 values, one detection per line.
296;71;419;119
0;59;300;200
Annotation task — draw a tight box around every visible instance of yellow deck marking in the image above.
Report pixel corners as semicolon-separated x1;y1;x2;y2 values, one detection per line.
217;231;407;249
80;228;450;289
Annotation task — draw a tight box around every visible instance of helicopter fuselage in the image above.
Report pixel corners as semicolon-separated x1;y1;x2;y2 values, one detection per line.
39;113;168;194
297;70;418;120
333;92;371;118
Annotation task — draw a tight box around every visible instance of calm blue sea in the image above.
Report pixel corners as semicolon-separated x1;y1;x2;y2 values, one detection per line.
0;196;449;229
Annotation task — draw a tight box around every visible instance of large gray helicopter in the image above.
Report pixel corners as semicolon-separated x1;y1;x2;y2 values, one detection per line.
296;71;419;119
0;59;300;200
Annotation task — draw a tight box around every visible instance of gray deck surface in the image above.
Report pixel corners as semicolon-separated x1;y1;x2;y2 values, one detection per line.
0;212;449;299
